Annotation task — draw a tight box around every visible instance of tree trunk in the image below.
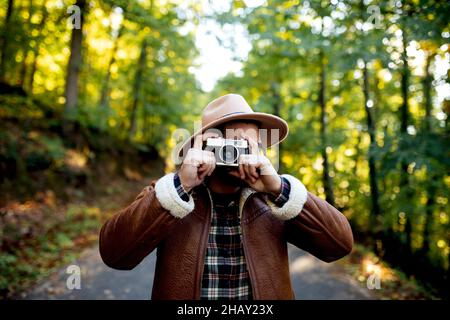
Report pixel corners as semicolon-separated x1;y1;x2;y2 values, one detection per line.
142;103;150;142
64;0;87;126
128;38;147;139
18;0;34;87
421;51;436;256
353;133;361;178
373;66;382;121
423;52;434;131
0;0;15;81
421;182;435;255
363;61;382;248
399;27;412;254
319;50;335;206
27;2;48;93
98;22;124;119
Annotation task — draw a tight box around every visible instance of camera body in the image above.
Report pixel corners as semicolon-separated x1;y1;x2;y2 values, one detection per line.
205;138;249;167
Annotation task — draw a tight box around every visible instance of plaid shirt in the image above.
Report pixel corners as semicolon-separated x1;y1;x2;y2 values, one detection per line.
173;173;291;300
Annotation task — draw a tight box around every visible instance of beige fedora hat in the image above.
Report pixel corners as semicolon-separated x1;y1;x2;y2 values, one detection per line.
178;93;289;158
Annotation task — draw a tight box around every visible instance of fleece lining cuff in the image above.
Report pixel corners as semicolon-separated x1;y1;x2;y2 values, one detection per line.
154;173;195;219
268;174;308;220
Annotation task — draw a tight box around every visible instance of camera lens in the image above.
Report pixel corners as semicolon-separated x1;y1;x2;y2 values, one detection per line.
219;145;239;164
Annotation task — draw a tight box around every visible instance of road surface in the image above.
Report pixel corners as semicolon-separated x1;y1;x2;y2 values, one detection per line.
21;244;374;300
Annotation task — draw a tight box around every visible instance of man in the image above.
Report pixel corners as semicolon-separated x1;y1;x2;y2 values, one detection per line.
99;93;353;300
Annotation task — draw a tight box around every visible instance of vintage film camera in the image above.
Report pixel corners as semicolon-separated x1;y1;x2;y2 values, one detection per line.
204;138;250;167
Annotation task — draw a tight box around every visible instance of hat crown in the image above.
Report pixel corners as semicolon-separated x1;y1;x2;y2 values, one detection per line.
177;93;289;159
202;94;254;127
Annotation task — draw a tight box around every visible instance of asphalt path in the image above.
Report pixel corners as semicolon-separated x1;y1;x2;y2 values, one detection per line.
22;244;374;300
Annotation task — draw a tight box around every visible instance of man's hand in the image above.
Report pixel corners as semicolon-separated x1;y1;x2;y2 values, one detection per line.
229;134;282;196
178;132;218;192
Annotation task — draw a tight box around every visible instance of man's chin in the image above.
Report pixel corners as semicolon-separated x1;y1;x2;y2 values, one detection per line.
213;167;246;187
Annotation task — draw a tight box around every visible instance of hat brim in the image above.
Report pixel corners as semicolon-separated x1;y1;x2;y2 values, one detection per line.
177;112;289;159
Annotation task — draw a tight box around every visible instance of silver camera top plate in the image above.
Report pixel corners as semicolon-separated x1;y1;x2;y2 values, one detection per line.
206;138;249;148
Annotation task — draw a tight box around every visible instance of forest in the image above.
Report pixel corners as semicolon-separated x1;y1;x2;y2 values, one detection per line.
0;0;449;299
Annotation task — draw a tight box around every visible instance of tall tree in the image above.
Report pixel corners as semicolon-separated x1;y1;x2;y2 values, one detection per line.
318;49;335;206
98;24;123;111
363;62;381;229
349;0;385;246
18;0;34;87
64;0;87;126
128;37;147;138
98;4;128;125
398;21;413;255
0;0;15;80
27;2;48;93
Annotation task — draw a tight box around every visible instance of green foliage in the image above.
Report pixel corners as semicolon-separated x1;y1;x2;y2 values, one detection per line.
213;0;449;295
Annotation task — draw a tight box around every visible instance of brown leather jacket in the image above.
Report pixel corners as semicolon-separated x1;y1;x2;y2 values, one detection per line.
99;173;353;300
